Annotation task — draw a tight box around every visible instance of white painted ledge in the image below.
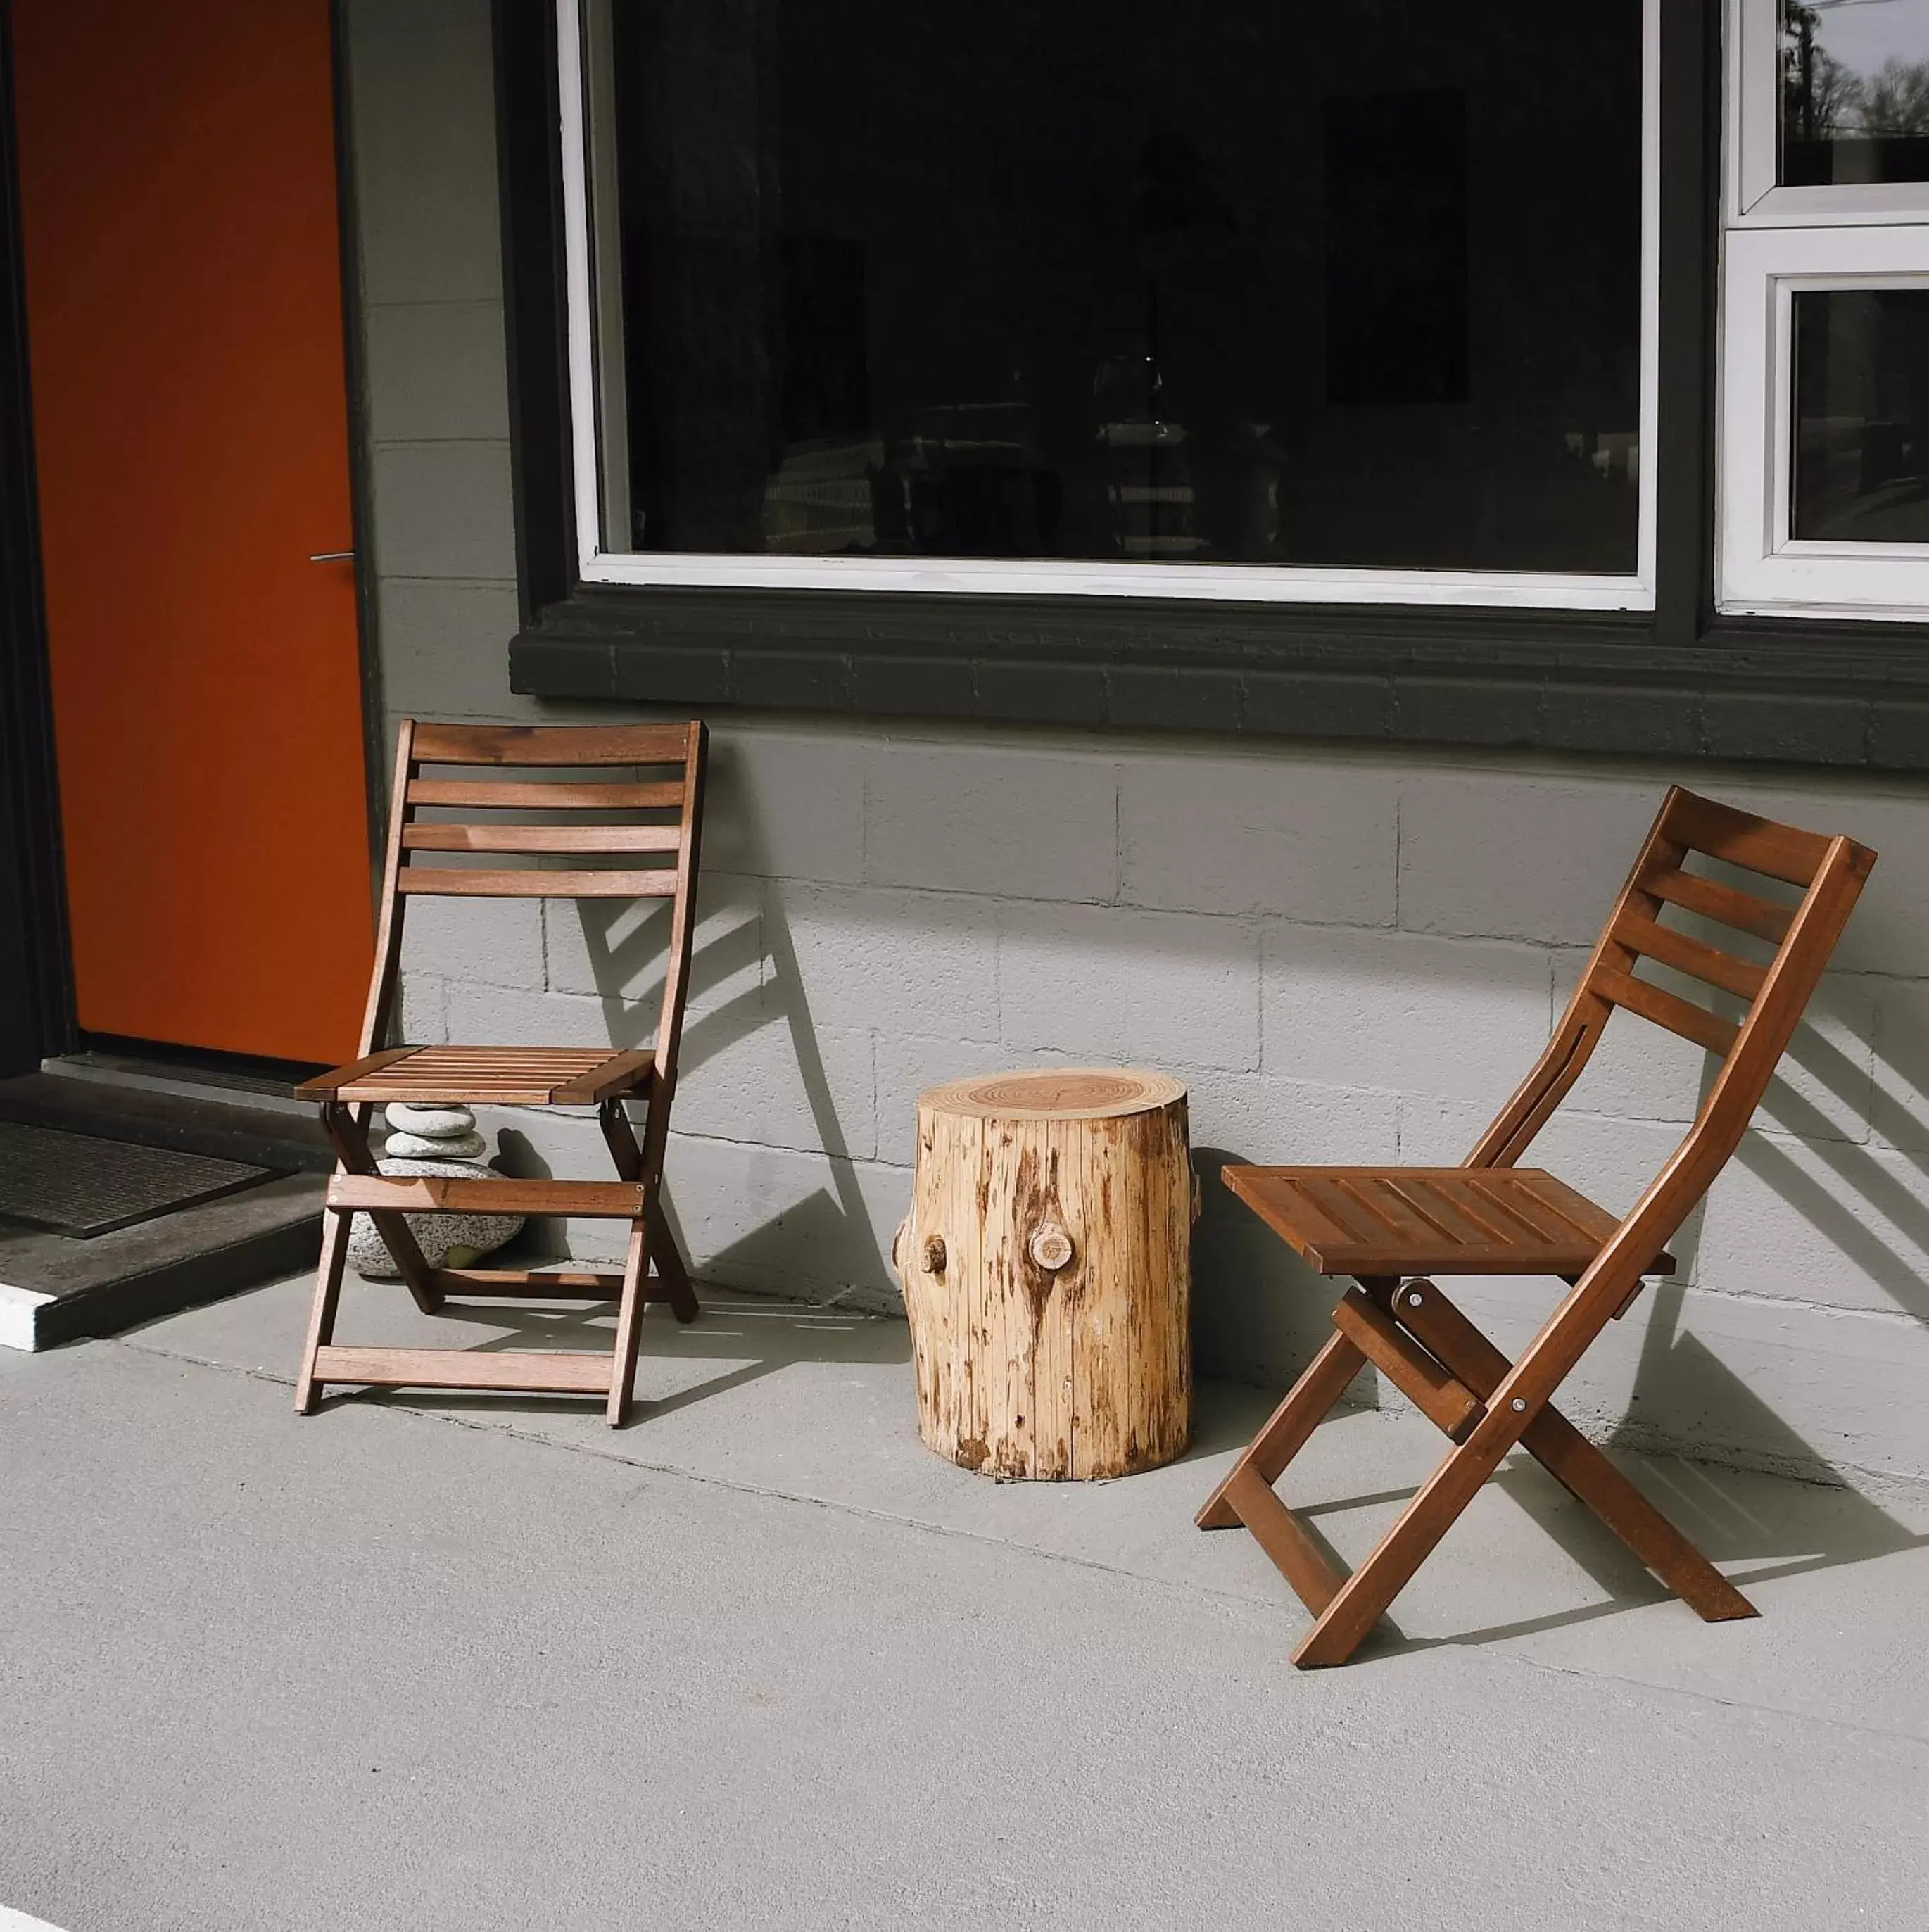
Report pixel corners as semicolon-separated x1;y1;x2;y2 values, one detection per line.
0;1283;54;1353
1;1905;75;1931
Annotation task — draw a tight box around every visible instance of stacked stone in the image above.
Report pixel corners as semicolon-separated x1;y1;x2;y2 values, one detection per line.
345;1102;525;1279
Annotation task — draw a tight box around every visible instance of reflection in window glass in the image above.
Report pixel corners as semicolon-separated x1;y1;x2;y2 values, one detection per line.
1791;286;1929;541
1781;0;1929;187
594;1;1641;574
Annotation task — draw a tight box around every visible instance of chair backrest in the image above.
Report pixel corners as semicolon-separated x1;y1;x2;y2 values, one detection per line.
1468;786;1875;1248
357;719;708;1087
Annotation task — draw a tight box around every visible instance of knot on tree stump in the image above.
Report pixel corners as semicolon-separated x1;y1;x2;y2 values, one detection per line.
1028;1222;1075;1272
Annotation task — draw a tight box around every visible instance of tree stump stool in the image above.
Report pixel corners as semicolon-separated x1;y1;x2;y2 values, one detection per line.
895;1068;1193;1479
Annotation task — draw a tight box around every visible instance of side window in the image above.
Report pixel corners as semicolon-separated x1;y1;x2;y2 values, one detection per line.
1721;0;1929;615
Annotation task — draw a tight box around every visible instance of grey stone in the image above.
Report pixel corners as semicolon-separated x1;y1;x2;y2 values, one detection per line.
345;1158;524;1277
383;1129;487;1161
382;1104;476;1137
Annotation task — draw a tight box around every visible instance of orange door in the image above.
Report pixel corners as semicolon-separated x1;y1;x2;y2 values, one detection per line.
12;0;373;1064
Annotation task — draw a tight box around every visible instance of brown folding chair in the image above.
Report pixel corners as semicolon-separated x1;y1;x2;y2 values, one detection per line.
292;719;707;1427
1200;787;1876;1666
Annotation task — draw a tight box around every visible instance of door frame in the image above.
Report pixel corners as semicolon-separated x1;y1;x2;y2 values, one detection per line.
0;0;71;1077
0;0;382;1079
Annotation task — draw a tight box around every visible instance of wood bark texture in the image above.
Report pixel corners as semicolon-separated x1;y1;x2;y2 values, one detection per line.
899;1068;1192;1479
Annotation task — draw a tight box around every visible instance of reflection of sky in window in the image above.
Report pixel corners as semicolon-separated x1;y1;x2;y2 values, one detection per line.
1802;0;1929;79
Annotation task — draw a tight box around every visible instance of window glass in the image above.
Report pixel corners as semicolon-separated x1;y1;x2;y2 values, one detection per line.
595;0;1642;575
1781;0;1929;187
1790;284;1929;541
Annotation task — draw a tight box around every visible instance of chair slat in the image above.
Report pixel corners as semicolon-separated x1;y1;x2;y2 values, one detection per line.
311;1345;613;1394
429;1268;626;1299
1614;909;1766;1002
327;1174;647;1217
550;1049;657;1104
1297;1175;1390;1244
1398;1176;1512;1245
294;1047;417;1099
410;721;691;766
396;868;679;898
1367;1174;1467;1251
1664;790;1832;888
1644;866;1793;943
1244;1175;1365;1255
1222;1168;1619;1275
1331;1175;1433;1244
1379;1177;1491;1245
1453;1174;1564;1244
1593;965;1739;1056
406;778;685;810
401;823;683;854
1510;1172;1613;1244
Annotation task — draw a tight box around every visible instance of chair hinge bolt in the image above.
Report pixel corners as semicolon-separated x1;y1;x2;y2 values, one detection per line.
1510;1397;1527;1413
1407;1290;1423;1306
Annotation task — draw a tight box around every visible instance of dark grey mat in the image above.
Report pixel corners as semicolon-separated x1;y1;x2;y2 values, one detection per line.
0;1120;272;1238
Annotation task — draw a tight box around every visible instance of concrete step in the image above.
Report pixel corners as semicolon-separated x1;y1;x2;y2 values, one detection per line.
0;1068;333;1173
0;1172;323;1351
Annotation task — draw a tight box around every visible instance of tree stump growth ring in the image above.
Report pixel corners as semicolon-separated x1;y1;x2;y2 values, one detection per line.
899;1067;1192;1479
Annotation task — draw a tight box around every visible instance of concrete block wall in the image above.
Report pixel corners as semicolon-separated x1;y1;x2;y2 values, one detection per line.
344;0;1929;1491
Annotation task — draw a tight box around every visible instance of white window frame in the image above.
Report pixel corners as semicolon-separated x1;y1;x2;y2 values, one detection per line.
1727;0;1929;228
1719;0;1929;617
557;0;1660;612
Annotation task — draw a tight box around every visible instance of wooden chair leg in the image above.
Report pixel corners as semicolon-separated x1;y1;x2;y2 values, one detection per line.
1393;1280;1756;1623
645;1199;698;1324
296;1206;353;1416
605;1216;652;1429
1196;1327;1365;1529
601;1099;698;1325
1291;1400;1531;1667
321;1101;442;1315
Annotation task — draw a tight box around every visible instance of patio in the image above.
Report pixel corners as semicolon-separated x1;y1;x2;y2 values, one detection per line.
3;1273;1925;1931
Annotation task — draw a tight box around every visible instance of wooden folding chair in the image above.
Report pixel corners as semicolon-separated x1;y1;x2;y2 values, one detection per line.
1200;788;1876;1666
292;719;707;1427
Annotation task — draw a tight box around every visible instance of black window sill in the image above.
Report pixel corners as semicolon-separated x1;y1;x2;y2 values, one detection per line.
508;583;1929;772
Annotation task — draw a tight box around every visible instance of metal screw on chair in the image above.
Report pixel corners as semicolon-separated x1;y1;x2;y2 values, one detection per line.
1510;1398;1527;1412
1407;1289;1424;1307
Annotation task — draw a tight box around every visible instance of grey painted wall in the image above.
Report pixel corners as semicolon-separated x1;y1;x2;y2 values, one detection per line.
343;0;1929;1493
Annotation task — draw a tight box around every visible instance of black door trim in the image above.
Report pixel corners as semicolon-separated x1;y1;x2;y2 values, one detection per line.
0;0;75;1078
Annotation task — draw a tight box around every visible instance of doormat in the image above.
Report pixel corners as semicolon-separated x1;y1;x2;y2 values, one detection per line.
0;1121;272;1238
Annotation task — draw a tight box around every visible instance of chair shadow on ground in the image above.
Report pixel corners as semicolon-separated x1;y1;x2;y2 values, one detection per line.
322;1275;910;1429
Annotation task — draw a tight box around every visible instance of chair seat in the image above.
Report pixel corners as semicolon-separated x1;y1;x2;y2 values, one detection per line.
1223;1166;1676;1279
295;1044;654;1107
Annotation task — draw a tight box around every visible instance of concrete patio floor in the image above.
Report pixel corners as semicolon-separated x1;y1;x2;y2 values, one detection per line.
4;1274;1927;1931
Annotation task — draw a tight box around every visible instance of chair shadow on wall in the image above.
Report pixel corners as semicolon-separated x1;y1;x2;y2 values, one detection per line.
365;740;905;1422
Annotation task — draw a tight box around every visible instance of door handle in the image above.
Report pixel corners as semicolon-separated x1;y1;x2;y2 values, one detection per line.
308;550;354;562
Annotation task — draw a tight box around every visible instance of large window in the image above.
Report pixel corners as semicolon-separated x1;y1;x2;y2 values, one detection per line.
1721;0;1929;615
559;0;1658;608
